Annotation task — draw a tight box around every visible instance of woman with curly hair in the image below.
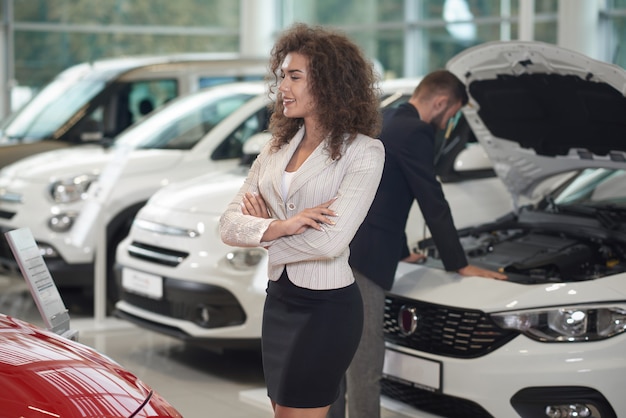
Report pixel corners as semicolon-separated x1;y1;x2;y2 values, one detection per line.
219;22;384;418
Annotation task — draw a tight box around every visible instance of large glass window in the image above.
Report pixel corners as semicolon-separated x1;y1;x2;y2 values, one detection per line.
3;0;625;119
279;0;559;78
11;0;240;89
610;15;626;68
13;0;238;26
604;0;626;68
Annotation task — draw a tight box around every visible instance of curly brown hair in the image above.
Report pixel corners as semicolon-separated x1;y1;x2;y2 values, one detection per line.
267;23;382;160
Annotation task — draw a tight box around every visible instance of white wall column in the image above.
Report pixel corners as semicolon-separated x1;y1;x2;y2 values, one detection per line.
404;0;427;78
357;0;379;72
0;0;13;119
240;0;277;58
518;0;535;40
557;0;600;59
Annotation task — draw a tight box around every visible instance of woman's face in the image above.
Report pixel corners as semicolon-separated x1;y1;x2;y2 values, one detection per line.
278;52;316;119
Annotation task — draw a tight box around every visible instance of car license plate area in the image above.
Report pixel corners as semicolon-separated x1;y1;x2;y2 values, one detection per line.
122;268;163;300
383;348;442;393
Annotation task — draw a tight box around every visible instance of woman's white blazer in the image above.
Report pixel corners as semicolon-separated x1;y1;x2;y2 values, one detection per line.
220;127;384;290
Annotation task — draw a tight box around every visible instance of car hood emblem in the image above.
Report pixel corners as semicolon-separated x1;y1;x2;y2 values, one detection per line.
398;305;419;336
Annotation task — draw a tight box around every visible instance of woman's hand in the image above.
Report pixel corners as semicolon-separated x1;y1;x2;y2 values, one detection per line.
285;198;338;234
262;197;338;241
241;192;270;219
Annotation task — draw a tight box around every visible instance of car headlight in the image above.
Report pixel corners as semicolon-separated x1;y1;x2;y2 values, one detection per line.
225;248;265;270
133;218;200;237
0;188;22;203
490;305;626;342
49;174;97;203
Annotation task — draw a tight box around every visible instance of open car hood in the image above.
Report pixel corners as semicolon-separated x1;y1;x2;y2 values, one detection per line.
446;41;626;201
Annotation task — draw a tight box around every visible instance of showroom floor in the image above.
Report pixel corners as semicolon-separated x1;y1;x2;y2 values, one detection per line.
0;275;423;418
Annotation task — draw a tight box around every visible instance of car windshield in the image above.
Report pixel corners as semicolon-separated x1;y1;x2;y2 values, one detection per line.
553;168;626;208
114;90;256;150
1;78;105;142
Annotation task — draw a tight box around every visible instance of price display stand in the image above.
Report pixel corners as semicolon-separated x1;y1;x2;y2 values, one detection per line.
4;227;78;340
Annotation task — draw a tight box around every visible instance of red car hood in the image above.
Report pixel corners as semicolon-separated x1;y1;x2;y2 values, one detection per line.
0;314;180;417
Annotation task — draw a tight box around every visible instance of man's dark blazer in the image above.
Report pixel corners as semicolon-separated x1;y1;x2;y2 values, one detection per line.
349;102;467;291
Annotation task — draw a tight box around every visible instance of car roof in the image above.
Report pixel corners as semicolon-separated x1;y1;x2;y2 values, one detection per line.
57;53;268;83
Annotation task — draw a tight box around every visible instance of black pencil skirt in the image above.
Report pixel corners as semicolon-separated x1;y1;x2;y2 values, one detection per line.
262;268;363;408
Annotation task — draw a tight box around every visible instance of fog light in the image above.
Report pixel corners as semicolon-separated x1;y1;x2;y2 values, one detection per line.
195;305;212;327
545;404;591;417
225;248;265;270
512;386;613;418
48;212;77;232
38;244;60;258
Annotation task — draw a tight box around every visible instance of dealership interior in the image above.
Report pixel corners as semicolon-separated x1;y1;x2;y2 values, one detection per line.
1;1;626;417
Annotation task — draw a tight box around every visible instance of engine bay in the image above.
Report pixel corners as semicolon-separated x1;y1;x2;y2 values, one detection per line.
419;209;626;284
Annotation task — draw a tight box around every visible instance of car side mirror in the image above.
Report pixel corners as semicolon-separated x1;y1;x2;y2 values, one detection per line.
454;143;492;171
240;132;272;166
242;132;272;155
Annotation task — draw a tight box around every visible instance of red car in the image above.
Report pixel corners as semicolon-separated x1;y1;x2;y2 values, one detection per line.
0;313;182;417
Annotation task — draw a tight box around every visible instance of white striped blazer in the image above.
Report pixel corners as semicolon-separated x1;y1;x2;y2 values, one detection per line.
219;126;385;290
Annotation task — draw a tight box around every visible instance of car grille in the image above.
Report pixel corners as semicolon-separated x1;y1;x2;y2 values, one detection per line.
119;277;246;328
384;294;518;358
381;378;494;418
127;241;189;267
123;291;188;319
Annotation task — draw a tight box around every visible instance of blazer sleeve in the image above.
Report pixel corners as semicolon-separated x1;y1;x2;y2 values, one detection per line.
393;122;467;271
219;142;275;247
268;138;384;264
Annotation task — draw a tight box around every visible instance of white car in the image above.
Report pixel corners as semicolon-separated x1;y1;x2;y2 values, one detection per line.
112;79;512;351
114;134;272;350
0;81;270;307
0;54;266;169
381;41;626;418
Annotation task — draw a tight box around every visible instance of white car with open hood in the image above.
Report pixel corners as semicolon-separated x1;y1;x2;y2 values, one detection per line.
381;41;626;418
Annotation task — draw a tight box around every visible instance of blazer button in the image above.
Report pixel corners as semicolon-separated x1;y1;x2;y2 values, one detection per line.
287;203;296;210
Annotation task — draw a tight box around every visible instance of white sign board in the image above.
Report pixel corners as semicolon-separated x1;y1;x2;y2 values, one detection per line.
4;227;76;339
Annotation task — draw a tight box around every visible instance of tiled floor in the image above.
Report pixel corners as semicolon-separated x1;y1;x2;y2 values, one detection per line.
0;274;428;418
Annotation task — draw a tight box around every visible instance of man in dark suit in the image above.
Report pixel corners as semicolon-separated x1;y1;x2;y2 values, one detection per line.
329;70;507;418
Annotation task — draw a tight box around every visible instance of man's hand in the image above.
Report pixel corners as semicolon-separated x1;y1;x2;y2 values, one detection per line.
401;252;427;264
457;264;507;280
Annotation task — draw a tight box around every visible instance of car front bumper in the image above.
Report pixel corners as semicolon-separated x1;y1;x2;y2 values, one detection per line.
113;262;265;351
382;333;623;418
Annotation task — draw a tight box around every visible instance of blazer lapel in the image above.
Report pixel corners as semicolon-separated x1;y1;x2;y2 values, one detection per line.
268;127;340;204
267;128;304;204
286;138;335;201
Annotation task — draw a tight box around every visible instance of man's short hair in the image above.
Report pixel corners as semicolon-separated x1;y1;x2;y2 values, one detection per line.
413;70;469;106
